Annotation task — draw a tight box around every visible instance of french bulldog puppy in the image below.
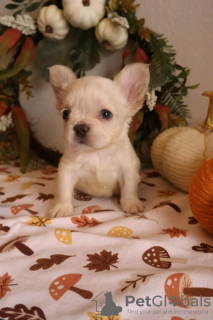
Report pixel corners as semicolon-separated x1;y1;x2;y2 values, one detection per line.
48;63;149;217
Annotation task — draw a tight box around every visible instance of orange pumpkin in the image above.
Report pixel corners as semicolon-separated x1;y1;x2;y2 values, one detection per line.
189;158;213;234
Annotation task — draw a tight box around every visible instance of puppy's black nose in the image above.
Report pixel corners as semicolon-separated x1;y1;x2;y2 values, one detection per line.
73;124;90;138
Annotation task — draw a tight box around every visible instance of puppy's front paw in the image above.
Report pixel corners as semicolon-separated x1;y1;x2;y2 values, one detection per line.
48;203;73;218
120;198;145;214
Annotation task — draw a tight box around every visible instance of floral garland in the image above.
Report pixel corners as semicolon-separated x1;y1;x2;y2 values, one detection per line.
0;0;198;171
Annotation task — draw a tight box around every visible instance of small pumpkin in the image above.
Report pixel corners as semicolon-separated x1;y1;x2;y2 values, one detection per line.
151;93;213;192
62;0;105;30
37;5;69;40
95;18;129;50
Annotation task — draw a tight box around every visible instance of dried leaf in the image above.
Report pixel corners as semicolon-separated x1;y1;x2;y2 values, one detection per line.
30;254;75;271
0;304;46;320
84;250;119;272
135;48;150;64
71;215;102;228
36;193;54;202
161;227;187;238
154;103;171;131
0;29;21;59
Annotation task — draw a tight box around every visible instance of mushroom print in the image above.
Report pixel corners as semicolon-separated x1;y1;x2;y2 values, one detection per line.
107;226;133;238
11;204;37;215
54;229;72;245
142;246;187;269
165;273;213;308
49;274;93;300
0;236;34;256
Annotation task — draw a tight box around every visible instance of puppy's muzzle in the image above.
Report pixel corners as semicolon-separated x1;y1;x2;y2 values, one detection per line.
74;124;90;138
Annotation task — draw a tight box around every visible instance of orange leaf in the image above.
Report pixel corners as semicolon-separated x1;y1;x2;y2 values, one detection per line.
0;273;14;299
0;102;8;116
0;29;21;59
71;215;102;228
121;49;130;69
135;48;150;64
154;103;171;131
14;37;35;67
161;227;187;238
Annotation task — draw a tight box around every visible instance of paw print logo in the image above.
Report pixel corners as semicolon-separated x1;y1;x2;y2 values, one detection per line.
169;296;179;306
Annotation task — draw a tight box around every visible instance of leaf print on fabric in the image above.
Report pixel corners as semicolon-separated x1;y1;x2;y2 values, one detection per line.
88;312;121;320
30;254;75;271
71;215;102;228
0;224;10;234
0;187;5;195
42;167;57;175
2;194;29;203
4;175;20;182
192;243;213;253
0;273;17;299
82;205;101;214
161;227;187;238
74;192;93;201
116;273;154;294
107;226;133;238
153;201;181;213
84;250;119;272
0;168;11;174
188;216;198;225
21;182;45;190
140;181;155;187
158;190;177;198
0;236;34;256
54;229;72;244
26;216;52;227
49;274;93;300
0;304;46;320
11;204;37;215
142;246;187;269
146;171;160;178
36;193;54;202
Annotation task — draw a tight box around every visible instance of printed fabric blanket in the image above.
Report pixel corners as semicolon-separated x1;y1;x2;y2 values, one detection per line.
0;161;213;320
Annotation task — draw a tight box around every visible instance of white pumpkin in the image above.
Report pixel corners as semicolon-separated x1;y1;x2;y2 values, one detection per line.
37;5;69;40
95;18;129;50
62;0;105;30
151;126;213;192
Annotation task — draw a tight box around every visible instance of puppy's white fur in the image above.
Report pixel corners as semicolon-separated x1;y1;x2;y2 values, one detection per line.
48;63;149;217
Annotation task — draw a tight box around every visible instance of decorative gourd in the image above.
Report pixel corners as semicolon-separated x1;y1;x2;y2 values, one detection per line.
189;158;213;234
37;5;69;40
95;18;129;50
151;92;213;192
62;0;105;30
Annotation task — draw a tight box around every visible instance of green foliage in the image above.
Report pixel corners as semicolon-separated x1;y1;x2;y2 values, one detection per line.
70;29;101;78
160;64;199;122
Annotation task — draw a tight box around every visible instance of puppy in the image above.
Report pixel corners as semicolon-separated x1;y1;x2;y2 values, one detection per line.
48;63;149;217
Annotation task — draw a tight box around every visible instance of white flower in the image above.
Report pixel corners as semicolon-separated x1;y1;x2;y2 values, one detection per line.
0;112;13;132
106;8;129;29
0;14;36;35
145;88;158;111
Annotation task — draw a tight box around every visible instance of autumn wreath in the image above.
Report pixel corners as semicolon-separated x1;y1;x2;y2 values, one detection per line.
0;0;198;172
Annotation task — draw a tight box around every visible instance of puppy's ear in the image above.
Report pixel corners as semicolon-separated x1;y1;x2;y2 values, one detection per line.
114;63;149;113
49;65;76;104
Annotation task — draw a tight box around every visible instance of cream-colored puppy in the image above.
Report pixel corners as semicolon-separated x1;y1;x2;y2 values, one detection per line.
48;63;149;217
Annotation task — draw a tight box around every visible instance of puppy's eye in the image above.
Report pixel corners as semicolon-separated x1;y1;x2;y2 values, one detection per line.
62;109;70;120
100;109;112;120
